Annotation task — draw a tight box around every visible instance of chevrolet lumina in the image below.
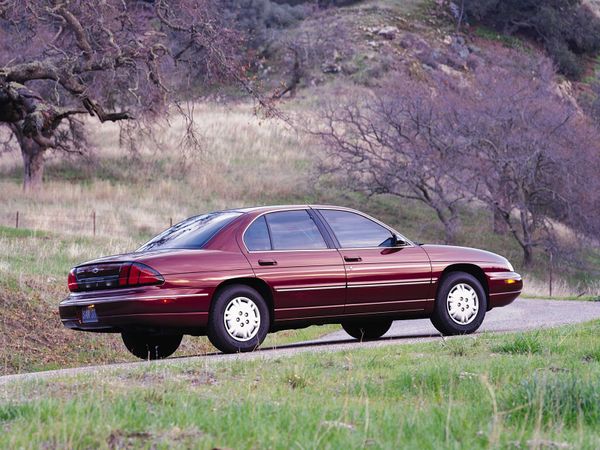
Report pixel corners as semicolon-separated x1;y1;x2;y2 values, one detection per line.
59;205;522;359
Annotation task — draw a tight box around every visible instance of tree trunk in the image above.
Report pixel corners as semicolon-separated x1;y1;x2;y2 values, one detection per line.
22;146;45;191
434;207;459;244
522;243;533;268
492;207;509;235
12;126;47;191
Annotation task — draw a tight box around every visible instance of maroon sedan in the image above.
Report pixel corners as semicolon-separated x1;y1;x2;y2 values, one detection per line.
59;205;522;359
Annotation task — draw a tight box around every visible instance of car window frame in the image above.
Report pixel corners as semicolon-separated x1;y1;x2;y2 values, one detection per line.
242;208;336;253
243;215;273;252
241;207;413;253
314;207;414;250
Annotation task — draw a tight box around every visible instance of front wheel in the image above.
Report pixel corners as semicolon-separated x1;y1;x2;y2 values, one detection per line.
430;272;487;335
207;285;270;353
121;333;182;360
342;319;393;341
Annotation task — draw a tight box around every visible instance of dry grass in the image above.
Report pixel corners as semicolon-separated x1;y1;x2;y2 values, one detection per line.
0;104;313;238
521;275;600;300
0;103;597;294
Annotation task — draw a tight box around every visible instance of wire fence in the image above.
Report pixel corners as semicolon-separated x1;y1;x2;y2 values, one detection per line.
0;210;175;237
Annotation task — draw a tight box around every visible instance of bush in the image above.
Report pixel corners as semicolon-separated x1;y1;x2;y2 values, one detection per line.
224;0;364;48
223;0;311;48
463;0;600;79
547;39;585;80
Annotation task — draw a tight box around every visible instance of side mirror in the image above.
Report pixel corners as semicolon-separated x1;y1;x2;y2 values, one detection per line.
392;234;408;247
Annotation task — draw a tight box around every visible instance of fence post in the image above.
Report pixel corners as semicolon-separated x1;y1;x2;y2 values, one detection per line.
548;251;553;298
92;210;96;236
169;217;173;228
15;211;19;229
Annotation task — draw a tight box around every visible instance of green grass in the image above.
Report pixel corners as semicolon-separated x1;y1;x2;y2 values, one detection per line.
474;26;526;50
493;332;542;355
2;321;599;449
0;225;48;239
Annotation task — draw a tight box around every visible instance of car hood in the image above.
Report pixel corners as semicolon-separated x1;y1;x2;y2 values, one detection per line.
75;248;251;275
421;244;510;266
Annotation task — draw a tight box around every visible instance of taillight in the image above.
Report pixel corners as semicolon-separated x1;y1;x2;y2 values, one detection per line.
68;269;78;292
118;263;164;288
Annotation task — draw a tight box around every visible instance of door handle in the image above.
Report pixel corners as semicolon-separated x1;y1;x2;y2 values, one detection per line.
344;256;362;263
258;259;277;266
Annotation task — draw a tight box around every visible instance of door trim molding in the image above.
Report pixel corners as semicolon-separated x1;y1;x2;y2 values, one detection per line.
274;284;346;293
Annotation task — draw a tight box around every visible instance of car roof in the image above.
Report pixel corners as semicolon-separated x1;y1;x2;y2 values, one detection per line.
222;204;366;215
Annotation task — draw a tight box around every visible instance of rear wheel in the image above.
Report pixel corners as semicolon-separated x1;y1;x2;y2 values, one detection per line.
121;333;182;360
207;285;270;353
342;319;393;341
430;271;487;335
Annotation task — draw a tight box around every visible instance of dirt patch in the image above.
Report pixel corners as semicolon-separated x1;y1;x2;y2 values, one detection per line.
107;427;204;449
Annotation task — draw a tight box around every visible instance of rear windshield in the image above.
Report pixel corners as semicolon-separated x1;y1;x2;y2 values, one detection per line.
137;212;242;252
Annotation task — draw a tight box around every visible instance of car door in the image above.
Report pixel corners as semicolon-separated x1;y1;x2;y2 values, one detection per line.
316;208;432;316
242;209;346;321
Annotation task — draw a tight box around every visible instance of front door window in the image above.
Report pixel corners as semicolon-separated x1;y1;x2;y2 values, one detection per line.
318;209;394;248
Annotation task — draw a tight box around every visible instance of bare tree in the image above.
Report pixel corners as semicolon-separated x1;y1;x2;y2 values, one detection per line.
314;49;600;265
457;54;600;266
315;80;468;244
0;0;246;190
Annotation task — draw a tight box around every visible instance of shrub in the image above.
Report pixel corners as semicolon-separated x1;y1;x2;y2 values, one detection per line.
222;0;311;48
463;0;600;79
547;39;585;80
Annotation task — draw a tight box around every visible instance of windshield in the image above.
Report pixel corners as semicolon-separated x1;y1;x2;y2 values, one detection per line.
137;211;242;252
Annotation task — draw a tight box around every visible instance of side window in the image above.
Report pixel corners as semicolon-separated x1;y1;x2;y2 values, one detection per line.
266;210;328;250
319;210;394;248
244;216;271;251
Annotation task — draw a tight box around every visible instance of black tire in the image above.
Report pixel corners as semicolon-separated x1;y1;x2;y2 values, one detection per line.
341;319;393;341
207;284;270;353
121;333;182;360
430;271;487;336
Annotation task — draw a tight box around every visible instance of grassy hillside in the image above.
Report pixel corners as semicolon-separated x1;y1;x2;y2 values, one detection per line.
0;101;598;375
0;1;598;376
2;321;600;448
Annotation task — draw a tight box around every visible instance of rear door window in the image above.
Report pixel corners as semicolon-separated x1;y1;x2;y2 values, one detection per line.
266;210;328;250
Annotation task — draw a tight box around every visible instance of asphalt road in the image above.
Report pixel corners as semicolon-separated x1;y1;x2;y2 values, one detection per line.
2;298;600;386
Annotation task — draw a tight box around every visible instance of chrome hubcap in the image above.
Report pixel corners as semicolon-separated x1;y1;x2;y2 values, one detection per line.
447;283;479;325
224;297;261;341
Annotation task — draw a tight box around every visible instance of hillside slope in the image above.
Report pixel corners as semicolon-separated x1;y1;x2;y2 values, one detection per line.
1;0;599;376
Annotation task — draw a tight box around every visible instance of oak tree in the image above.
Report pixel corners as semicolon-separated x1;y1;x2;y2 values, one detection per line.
0;0;244;190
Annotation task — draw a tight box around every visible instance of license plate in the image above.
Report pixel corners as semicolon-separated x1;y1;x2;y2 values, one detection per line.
81;306;98;323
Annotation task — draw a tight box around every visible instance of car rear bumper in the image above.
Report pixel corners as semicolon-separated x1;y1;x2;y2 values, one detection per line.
487;271;523;308
59;286;212;332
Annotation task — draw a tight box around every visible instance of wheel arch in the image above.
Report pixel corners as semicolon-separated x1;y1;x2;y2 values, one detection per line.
437;264;490;308
211;277;275;325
